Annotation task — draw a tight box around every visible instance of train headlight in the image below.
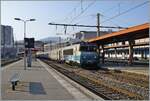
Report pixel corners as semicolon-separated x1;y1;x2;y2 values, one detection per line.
94;56;97;59
82;56;86;59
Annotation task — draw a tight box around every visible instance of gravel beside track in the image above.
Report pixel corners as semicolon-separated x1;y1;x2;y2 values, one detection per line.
76;70;149;99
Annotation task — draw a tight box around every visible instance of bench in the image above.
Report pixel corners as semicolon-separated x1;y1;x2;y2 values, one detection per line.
10;73;20;90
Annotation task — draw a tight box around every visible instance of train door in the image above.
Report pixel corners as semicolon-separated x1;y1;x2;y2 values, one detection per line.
59;50;61;60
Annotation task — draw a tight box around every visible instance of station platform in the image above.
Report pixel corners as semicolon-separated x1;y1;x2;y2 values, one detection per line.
1;59;102;100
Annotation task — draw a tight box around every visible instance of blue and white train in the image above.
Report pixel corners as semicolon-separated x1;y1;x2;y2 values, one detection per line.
37;42;100;69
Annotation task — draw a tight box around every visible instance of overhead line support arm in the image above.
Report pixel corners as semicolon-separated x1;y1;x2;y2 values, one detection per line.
48;23;127;29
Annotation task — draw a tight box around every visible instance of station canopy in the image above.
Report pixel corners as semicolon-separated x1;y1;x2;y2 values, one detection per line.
88;23;149;44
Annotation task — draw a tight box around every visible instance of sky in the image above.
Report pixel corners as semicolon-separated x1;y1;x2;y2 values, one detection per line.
1;0;149;41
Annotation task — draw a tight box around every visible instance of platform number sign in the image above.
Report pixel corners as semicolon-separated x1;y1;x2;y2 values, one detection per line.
24;38;34;48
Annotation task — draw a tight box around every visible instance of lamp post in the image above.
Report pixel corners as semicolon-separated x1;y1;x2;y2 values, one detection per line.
14;18;36;70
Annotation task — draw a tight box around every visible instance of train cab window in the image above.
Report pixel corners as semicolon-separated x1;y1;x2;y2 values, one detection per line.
89;46;97;52
80;45;97;52
80;46;87;51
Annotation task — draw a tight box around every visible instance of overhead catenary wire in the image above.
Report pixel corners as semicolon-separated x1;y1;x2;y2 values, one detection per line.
101;1;150;24
59;2;81;23
56;1;96;36
81;0;83;12
73;14;96;25
64;26;67;35
101;14;124;29
84;1;124;30
61;0;96;35
66;13;126;30
70;1;125;32
70;0;96;24
53;1;148;36
58;2;81;35
118;3;121;15
87;1;127;30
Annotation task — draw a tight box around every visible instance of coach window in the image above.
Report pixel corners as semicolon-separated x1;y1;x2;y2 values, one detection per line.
80;46;87;51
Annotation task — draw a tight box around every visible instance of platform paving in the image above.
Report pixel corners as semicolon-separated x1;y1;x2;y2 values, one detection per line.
1;59;92;100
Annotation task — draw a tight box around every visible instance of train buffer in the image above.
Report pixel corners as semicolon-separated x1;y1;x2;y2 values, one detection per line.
10;73;20;90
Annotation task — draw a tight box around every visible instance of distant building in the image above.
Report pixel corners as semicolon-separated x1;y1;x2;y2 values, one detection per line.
40;37;61;44
1;25;14;46
1;25;17;59
34;41;44;51
74;30;113;40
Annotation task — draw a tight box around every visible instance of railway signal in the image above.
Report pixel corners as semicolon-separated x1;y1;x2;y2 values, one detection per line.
24;38;35;67
24;38;35;48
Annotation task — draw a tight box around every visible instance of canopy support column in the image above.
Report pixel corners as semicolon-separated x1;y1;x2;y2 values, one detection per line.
128;40;134;65
102;44;105;64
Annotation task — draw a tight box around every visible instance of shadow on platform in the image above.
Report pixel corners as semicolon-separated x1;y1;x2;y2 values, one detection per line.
29;82;46;95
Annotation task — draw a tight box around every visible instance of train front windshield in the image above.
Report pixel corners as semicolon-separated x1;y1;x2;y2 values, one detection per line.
80;44;97;52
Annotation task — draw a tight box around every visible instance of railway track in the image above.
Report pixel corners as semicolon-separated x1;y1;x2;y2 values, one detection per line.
1;58;21;66
41;59;149;100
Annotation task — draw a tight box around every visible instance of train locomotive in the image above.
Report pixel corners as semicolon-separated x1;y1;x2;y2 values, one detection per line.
62;42;99;68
